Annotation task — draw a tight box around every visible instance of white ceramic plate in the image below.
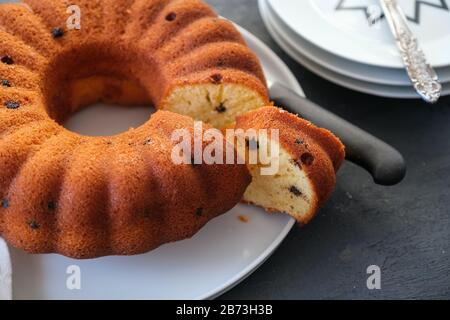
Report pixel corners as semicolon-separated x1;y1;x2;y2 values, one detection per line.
267;0;450;69
9;25;302;300
260;0;450;98
0;238;12;300
262;0;450;86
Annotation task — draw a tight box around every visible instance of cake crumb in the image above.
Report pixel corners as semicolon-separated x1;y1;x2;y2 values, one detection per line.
238;215;249;223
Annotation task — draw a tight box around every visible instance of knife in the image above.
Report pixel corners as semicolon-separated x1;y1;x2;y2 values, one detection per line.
269;82;406;186
0;237;12;300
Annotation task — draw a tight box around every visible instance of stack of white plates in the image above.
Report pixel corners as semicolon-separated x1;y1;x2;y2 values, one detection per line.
259;0;450;98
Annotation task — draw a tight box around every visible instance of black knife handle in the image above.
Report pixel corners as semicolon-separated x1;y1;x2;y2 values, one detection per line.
270;83;406;186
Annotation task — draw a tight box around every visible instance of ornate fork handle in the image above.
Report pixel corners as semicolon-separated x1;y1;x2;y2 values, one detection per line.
380;0;441;103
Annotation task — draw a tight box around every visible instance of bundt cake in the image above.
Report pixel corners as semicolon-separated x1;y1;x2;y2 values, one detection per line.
0;0;269;128
0;0;270;258
234;107;345;224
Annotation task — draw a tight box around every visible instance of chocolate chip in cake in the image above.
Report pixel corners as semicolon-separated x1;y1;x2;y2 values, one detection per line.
48;201;56;212
289;186;302;197
210;73;223;84
1;56;14;65
301;153;315;166
29;221;40;230
295;138;304;145
166;12;177;21
195;208;203;217
1;79;11;87
1;199;9;209
5;101;20;109
215;103;227;113
52;27;65;39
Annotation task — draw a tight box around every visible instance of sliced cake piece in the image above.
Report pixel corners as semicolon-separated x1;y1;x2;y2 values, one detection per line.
235;107;345;224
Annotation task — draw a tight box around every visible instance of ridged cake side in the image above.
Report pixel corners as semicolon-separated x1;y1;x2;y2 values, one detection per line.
0;110;251;258
20;0;270;128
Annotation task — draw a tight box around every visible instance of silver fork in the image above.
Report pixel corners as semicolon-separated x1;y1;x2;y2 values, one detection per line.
380;0;441;103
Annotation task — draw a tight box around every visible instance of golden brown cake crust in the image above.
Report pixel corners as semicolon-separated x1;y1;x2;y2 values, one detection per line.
0;0;267;258
0;109;251;259
235;107;345;224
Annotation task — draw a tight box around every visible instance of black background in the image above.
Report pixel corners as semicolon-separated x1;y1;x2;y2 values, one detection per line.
208;0;450;299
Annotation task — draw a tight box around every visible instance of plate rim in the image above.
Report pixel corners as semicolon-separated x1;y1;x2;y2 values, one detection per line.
266;0;450;69
195;23;302;300
260;1;450;99
261;0;417;86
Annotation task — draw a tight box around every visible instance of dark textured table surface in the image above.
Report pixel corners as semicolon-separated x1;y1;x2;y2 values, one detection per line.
1;0;448;300
207;0;450;300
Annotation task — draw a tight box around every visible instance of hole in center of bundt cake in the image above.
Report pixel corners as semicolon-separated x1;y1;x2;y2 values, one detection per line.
42;43;157;136
63;101;155;136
